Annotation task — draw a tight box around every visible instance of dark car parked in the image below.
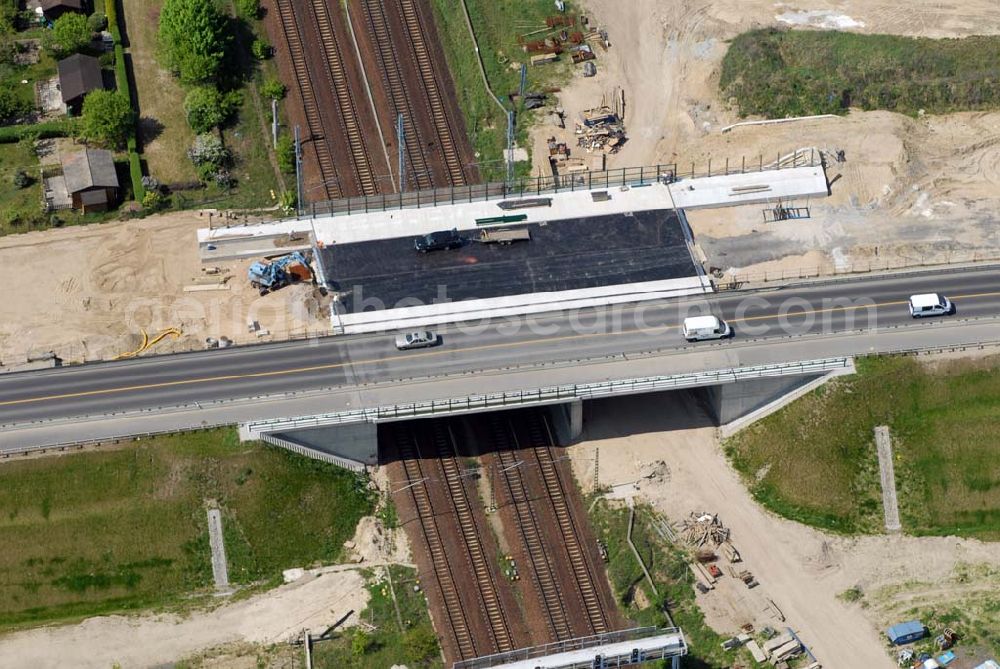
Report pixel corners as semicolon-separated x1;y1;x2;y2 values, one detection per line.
414;228;463;252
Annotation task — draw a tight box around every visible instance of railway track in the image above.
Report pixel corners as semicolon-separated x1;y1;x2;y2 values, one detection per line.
393;428;477;659
524;413;611;635
395;0;468;186
271;0;340;200
360;0;434;191
307;0;380;197
491;415;574;641
429;422;515;655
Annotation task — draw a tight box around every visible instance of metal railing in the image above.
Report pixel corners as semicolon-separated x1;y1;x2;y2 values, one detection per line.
302;151;824;218
5;338;1000;460
715;254;1000;288
242;358;851;436
453;627;686;669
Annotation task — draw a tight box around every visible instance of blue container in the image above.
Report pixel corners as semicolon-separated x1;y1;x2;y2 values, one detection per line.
887;620;927;645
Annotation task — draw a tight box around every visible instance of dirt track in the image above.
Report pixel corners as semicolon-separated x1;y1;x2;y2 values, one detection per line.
569;391;1000;668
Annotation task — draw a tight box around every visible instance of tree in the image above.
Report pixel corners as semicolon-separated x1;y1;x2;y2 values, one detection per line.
80;90;134;149
48;13;92;56
158;0;229;85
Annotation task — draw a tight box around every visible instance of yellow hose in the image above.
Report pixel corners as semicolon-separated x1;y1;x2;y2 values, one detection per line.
114;328;182;360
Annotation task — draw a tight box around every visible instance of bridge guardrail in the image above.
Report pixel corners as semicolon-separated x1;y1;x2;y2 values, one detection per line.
4;338;1000;459
242;357;851;435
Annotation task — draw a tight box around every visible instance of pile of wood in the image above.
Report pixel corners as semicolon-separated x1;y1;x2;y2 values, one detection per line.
679;512;731;547
575;89;627;154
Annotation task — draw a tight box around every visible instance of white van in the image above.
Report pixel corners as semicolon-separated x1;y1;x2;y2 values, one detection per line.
908;293;953;318
682;315;732;342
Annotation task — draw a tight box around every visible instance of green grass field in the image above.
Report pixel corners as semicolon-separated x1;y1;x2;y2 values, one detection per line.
0;140;44;233
588;499;747;668
312;565;442;669
427;0;575;181
720;29;1000;118
0;429;373;631
725;355;1000;537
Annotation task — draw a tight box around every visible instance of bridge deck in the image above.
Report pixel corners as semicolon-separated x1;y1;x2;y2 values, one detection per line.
320;208;698;314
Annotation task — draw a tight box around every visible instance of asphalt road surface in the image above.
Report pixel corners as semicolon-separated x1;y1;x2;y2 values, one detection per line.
0;266;997;426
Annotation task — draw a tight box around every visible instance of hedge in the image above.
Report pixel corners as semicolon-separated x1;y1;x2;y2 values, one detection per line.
128;136;144;199
106;0;144;200
105;0;121;43
0;119;77;143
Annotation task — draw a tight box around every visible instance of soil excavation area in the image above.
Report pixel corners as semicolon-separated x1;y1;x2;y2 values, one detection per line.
0;212;329;369
539;0;1000;276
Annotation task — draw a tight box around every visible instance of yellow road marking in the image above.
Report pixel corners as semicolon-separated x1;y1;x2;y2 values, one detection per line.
2;291;999;408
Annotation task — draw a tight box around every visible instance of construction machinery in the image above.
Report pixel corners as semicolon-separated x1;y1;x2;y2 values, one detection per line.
247;251;311;295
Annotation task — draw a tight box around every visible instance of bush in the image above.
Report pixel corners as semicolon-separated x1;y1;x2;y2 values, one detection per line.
81;90;134;149
260;77;286;101
721;29;1000;118
0;83;31;122
276;134;295;173
351;629;374;657
184;87;220;133
183;86;240;133
142;189;165;210
251;38;270;60
12;169;31;189
48;12;93;56
402;627;439;663
279;189;296;215
188;133;231;168
213;169;235;188
141;175;161;192
234;0;259;20
88;12;108;32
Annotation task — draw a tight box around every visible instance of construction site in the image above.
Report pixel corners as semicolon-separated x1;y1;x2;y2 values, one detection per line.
3;0;1000;668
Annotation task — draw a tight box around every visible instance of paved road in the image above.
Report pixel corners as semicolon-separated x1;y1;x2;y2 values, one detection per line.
0;266;997;429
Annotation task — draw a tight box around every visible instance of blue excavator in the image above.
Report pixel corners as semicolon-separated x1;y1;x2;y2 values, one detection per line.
247;251;311;296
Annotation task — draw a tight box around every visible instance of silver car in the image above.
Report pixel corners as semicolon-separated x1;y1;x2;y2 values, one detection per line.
394;331;438;350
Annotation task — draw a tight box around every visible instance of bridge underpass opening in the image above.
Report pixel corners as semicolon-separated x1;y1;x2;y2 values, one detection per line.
377;408;625;664
255;369;835;470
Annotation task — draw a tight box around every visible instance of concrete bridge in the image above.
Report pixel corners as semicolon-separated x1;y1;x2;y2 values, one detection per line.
2;266;998;466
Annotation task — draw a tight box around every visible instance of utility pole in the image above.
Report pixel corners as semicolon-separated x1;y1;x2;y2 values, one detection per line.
506;110;515;185
271;99;278;149
397;113;406;193
519;63;527;97
593;446;600;494
294;125;303;216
